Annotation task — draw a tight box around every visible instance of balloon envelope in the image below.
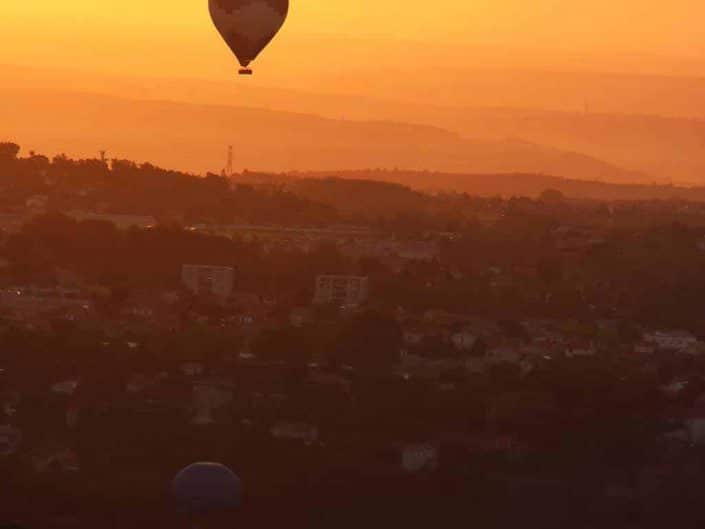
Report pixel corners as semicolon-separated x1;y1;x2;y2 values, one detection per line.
173;462;242;514
209;0;289;68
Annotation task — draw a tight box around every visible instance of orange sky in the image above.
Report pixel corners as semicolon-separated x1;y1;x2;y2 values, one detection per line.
4;1;705;181
3;0;705;80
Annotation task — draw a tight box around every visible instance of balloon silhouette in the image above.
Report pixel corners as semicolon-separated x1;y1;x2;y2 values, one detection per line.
209;0;289;75
173;462;242;515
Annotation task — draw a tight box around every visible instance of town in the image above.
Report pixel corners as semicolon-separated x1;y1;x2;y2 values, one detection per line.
3;144;705;528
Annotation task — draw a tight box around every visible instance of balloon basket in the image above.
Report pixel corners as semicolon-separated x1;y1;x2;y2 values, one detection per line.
239;68;253;76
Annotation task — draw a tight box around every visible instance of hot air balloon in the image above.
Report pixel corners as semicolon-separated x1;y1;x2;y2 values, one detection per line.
209;0;289;75
173;462;242;515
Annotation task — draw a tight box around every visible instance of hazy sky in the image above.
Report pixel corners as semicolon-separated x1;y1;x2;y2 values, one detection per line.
5;0;705;42
3;0;705;79
4;1;705;181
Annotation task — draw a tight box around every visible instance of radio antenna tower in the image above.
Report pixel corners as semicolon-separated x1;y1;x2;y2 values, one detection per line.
99;150;111;170
222;145;234;177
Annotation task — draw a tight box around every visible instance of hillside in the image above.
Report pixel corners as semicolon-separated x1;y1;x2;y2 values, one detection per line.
6;65;705;183
291;170;705;202
0;88;642;181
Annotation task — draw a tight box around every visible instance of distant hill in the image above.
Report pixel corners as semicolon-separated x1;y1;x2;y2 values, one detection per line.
290;170;705;202
8;58;705;118
0;88;643;182
427;108;705;185
7;64;705;183
288;178;428;219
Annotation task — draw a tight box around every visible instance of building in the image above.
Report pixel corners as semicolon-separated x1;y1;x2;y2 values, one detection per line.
26;194;48;213
643;330;698;352
697;236;705;254
340;239;440;263
564;342;597;358
633;342;656;355
0;425;22;456
0;286;93;317
314;275;369;307
31;448;80;473
401;444;438;473
270;421;319;444
486;345;522;365
66;210;156;230
182;265;235;300
552;225;606;253
685;395;705;445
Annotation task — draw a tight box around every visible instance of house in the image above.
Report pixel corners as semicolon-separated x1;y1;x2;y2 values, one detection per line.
438;433;518;456
552;225;606;252
66;406;80;428
2;391;19;418
395;241;440;262
180;362;205;377
403;328;426;348
533;333;569;352
633;342;656;355
486;345;522;364
26;194;48;212
0;286;93;318
66;210;156;230
307;371;351;390
314;275;369;307
51;378;80;395
0;425;22;456
661;380;689;399
685;394;705;445
270;421;319;444
399;354;468;379
565;342;597;358
339;238;439;263
643;330;698;351
401;444;438;473
517;344;548;358
519;358;534;376
696;236;705;254
32;448;80;473
687;343;705;356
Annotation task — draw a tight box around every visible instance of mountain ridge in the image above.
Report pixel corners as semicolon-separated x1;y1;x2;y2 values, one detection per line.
0;87;644;183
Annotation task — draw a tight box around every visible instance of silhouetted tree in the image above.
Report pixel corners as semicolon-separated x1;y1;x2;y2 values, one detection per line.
0;142;20;161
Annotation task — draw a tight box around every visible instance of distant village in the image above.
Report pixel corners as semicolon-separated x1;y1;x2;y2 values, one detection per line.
4;145;705;527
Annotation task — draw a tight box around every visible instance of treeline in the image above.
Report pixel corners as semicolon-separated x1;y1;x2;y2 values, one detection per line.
8;143;705;236
1;213;356;296
0;143;493;233
0;143;336;226
294;169;705;202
